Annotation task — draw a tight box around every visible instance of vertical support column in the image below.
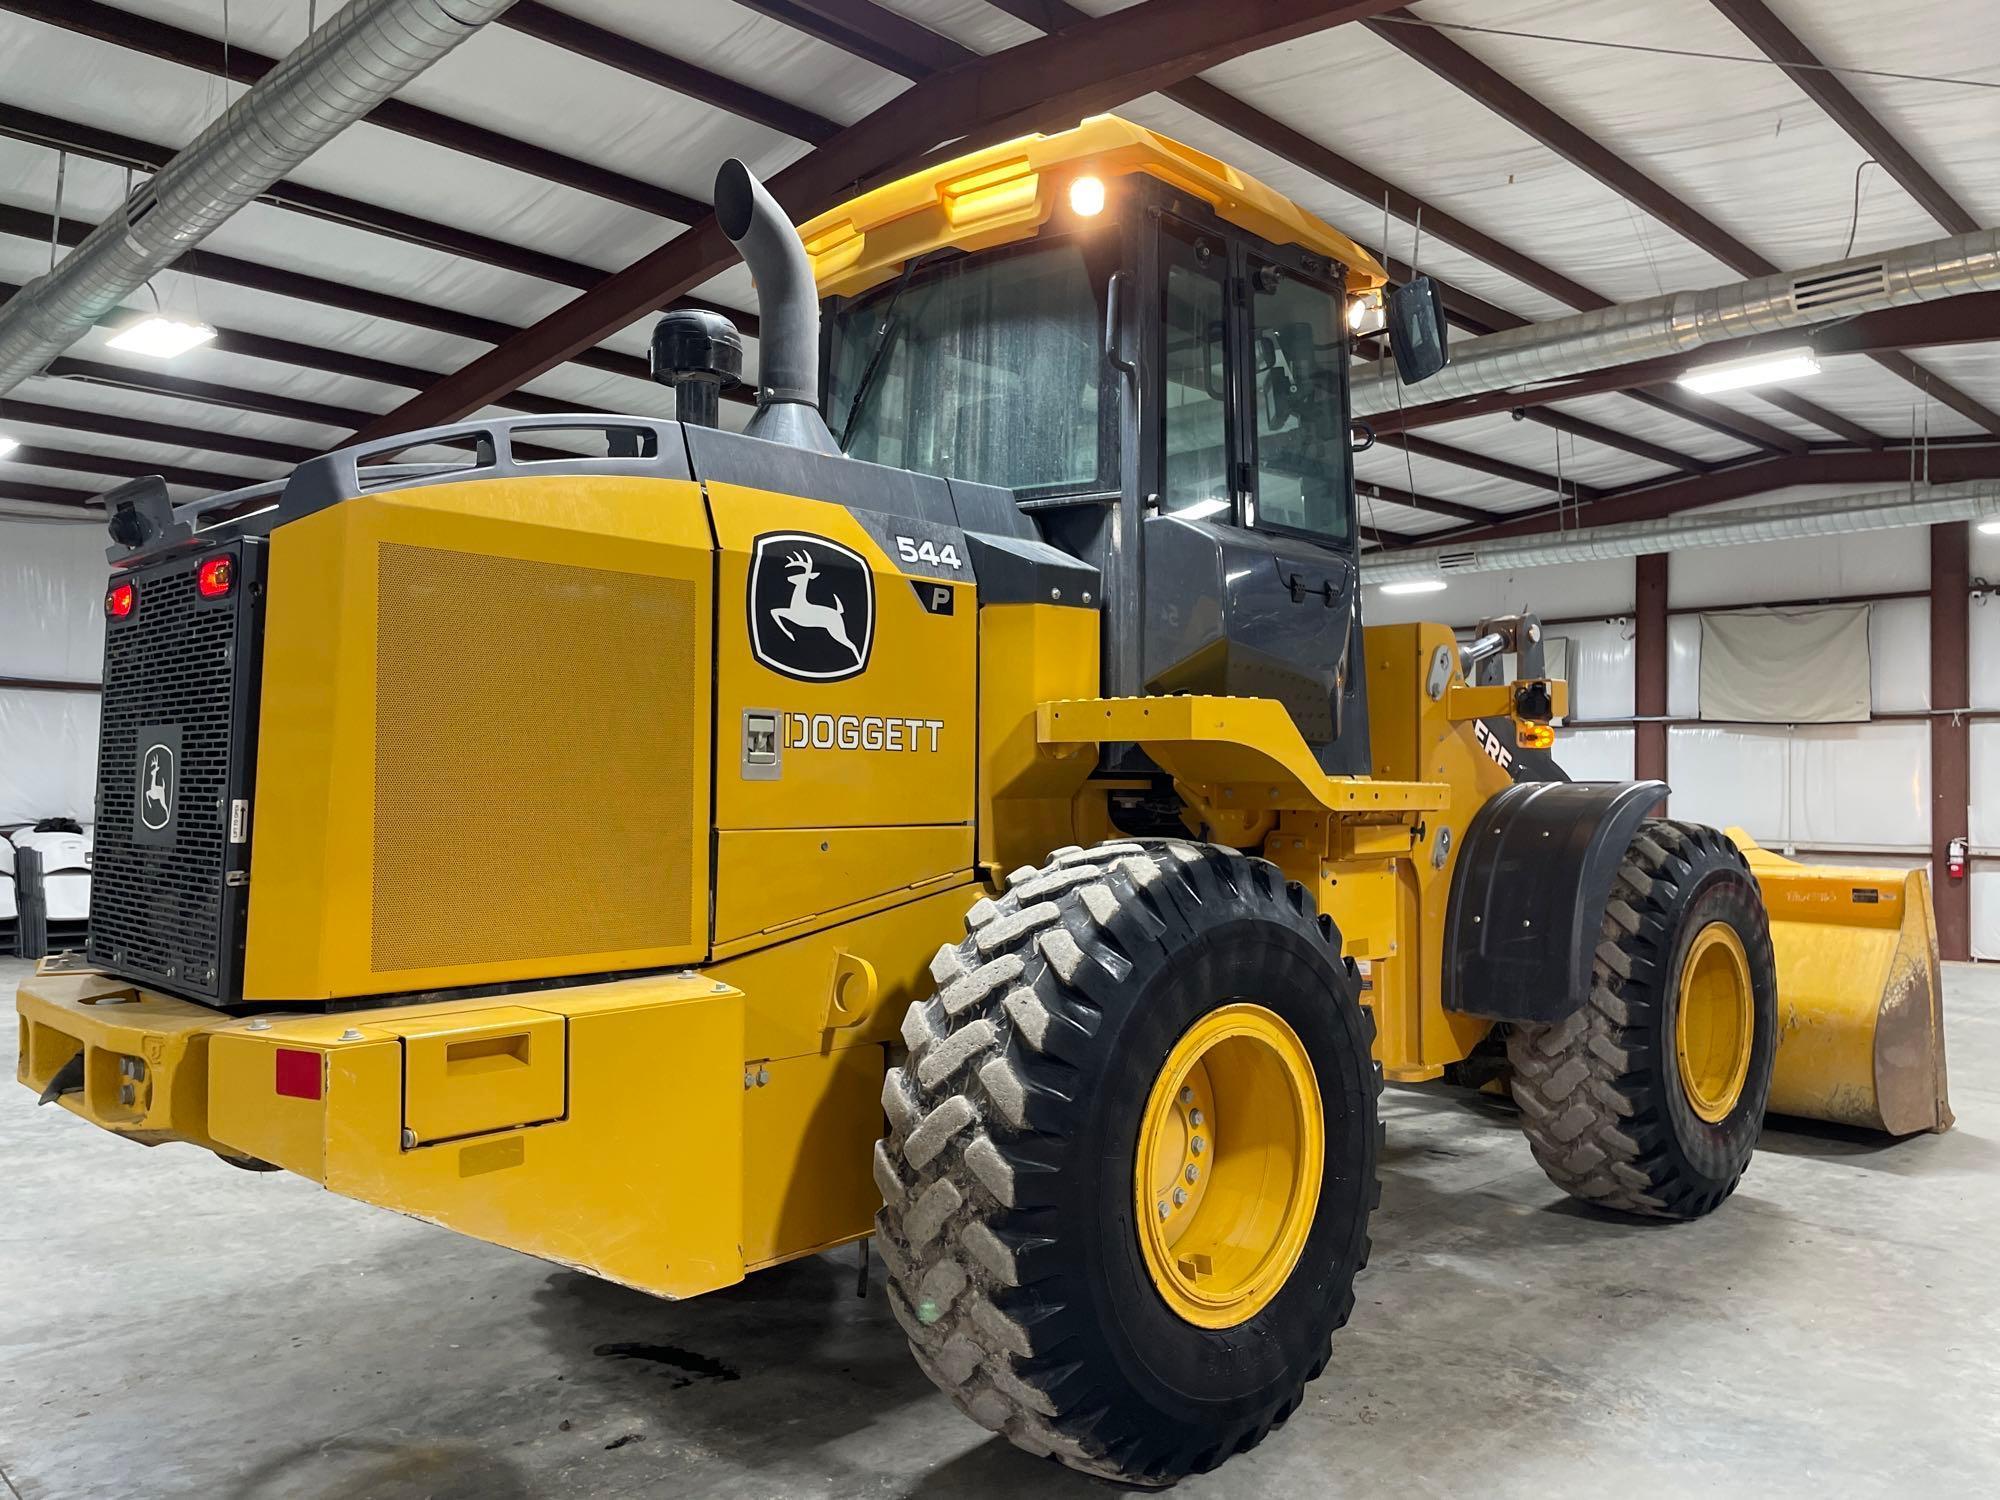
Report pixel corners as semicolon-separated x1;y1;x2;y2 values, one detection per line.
1634;553;1669;799
1931;522;1971;962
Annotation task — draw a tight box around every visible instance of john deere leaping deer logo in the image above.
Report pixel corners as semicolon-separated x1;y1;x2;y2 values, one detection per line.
748;532;874;682
132;724;181;846
143;752;170;823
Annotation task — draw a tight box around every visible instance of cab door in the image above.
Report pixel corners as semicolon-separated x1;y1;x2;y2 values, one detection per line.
1139;209;1371;773
1243;253;1357;553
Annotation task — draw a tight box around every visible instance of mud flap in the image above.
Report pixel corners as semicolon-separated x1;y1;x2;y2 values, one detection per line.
1442;779;1669;1023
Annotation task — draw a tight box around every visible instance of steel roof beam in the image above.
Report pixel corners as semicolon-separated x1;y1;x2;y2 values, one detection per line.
0;202;659;385
730;0;967;79
1;0;705;223
1362;292;2000;437
1404;443;2000;545
978;0;1717;470
32;358;583;463
0;106;759;337
1366;7;2000;437
1623;390;1804;456
45;356;376;429
1361;521;1419;546
757;0;1735;478
1757;390;1884;449
1355;477;1503;525
0;395;314;463
1711;0;1994;437
6;442;258;492
358;0;1413;438
1708;0;1978;237
1;274;749;477
500;2;839;144
0;478;96;507
1380;432;1601;500
1514;407;1713;474
13;276;609;416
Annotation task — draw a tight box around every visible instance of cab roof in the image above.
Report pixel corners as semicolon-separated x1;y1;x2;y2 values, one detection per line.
799;114;1390;301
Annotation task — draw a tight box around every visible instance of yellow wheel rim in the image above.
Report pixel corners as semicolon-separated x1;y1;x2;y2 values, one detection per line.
1133;1003;1323;1329
1675;921;1755;1123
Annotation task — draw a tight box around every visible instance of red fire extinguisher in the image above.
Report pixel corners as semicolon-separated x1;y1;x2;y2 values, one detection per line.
1947;836;1968;881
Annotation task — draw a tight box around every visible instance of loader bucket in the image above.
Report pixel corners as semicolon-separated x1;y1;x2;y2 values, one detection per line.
1730;830;1952;1136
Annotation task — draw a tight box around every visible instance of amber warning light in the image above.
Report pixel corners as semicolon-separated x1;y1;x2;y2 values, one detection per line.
1516;722;1556;751
197;555;235;599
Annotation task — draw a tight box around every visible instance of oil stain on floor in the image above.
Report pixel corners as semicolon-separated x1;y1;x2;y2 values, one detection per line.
593;1341;742;1388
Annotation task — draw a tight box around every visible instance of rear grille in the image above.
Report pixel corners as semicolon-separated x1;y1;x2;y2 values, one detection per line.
87;543;263;1002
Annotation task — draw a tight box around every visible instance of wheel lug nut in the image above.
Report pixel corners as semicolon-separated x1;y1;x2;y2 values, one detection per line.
1189;1108;1204;1127
1190;1136;1205;1156
1179;1087;1193;1105
1157;1201;1170;1219
1185;1164;1198;1184
1172;1187;1186;1207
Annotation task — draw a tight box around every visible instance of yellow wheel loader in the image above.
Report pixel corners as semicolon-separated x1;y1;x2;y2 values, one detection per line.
15;117;1950;1485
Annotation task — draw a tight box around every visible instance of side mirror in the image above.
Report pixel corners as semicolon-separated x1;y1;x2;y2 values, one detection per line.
1388;276;1449;385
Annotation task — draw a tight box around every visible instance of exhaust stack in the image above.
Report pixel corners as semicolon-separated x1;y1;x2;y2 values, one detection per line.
713;160;839;455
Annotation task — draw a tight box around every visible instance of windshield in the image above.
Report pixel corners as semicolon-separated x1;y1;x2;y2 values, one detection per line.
825;241;1104;497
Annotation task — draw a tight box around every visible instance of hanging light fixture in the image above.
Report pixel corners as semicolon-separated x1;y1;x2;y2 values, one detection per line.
106;315;217;359
1676;347;1821;395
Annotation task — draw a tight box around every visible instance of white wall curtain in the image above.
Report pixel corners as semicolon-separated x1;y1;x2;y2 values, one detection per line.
1699;605;1872;723
0;518;106;826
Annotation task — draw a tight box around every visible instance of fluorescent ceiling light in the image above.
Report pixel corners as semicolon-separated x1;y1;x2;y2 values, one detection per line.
106;315;217;359
0;433;16;460
1979;516;2000;535
1376;578;1447;595
1677;348;1820;395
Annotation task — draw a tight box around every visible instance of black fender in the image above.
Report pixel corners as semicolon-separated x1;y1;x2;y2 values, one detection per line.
1443;779;1668;1024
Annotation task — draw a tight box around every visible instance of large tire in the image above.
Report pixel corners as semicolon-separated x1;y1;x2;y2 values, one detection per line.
1508;819;1777;1219
875;840;1379;1485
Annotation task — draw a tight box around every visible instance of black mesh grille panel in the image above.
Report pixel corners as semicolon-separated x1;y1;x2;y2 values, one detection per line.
87;543;262;1001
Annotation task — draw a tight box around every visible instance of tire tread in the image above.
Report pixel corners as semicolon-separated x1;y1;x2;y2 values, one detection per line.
1507;819;1775;1219
875;839;1378;1484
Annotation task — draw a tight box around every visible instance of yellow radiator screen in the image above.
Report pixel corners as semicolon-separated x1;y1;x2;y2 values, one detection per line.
371;544;696;971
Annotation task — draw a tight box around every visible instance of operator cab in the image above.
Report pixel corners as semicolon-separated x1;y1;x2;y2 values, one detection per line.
809;117;1445;777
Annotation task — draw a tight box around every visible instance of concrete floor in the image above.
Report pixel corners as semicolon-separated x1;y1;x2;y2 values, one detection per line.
3;959;1996;1499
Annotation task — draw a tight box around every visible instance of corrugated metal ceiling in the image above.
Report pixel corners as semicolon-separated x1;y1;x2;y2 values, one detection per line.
0;0;1992;540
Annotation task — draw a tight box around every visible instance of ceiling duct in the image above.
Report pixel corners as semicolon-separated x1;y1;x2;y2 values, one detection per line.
1361;482;2000;584
0;0;518;396
1351;227;2000;418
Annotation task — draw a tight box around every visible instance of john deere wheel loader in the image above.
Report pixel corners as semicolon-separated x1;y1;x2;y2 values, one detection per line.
16;117;1950;1485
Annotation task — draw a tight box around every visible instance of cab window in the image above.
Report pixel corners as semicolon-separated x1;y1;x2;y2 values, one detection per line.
826;241;1106;499
1250;264;1350;545
1160;232;1232;522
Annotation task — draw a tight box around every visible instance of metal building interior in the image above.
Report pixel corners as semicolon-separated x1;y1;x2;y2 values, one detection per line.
0;1;1995;1496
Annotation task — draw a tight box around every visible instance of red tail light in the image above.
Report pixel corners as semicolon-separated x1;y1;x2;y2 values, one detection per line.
274;1048;323;1101
197;554;235;598
105;581;136;619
